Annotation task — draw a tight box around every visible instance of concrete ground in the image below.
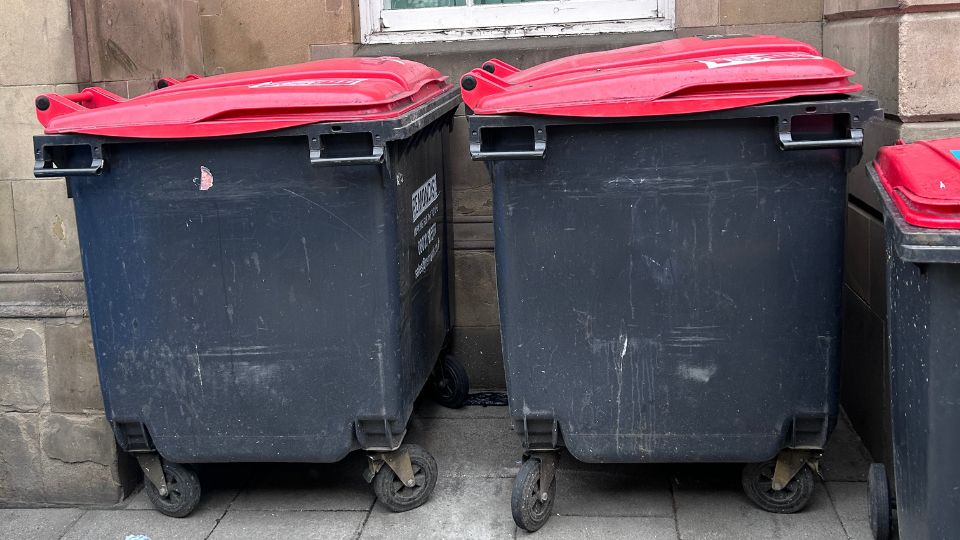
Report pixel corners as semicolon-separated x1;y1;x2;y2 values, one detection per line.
1;400;874;540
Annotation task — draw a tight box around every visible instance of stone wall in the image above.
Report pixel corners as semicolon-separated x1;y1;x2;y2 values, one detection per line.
0;0;126;505
822;0;960;473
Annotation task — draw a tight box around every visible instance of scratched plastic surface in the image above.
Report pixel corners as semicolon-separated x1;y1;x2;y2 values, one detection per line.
473;95;881;463
869;149;960;540
34;87;460;463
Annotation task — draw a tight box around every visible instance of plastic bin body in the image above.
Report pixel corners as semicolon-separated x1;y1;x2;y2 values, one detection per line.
869;141;960;540
472;98;878;463
34;91;459;463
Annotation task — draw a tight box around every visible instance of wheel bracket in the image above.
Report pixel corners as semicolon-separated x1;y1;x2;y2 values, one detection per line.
367;448;416;487
534;452;558;501
772;449;818;491
135;453;168;497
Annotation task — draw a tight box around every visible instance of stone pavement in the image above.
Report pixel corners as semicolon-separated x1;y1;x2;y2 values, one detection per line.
1;401;874;540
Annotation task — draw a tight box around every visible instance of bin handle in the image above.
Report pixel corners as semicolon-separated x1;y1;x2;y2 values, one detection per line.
309;146;384;167
471;149;546;160
34;144;105;177
778;128;864;151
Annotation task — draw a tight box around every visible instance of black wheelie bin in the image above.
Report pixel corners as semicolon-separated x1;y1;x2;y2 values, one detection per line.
460;34;881;531
32;57;468;516
865;138;960;540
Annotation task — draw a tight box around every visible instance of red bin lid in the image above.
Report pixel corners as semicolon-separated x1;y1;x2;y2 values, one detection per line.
35;57;451;138
874;138;960;229
461;35;862;117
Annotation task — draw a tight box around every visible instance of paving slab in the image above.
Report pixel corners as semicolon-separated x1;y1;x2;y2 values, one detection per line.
208;510;366;540
522;515;678;539
821;415;872;482
360;476;516;539
230;455;375;511
826;482;872;540
62;509;221;540
674;481;847;540
404;414;521;479
553;467;674;518
0;508;84;540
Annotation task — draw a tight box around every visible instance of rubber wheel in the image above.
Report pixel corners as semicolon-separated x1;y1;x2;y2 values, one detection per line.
372;444;438;512
741;460;815;514
144;462;202;518
868;463;892;540
512;457;557;532
430;355;469;409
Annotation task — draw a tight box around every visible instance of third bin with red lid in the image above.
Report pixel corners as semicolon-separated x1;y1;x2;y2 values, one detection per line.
461;34;882;532
32;57;467;517
865;137;960;540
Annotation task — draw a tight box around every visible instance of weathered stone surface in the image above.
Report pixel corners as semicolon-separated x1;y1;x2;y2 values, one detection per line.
0;320;48;412
826;0;958;12
0;84;77;181
718;0;822;25
531;516;679;540
0;0;78;86
81;0;204;81
40;455;122;505
446;116;493;218
0;508;84;540
12;180;82;273
212;511;366;540
675;482;847;539
404;415;518;479
451;220;494;250
824;17;900;113
678;22;823;50
0;413;44;502
46;319;102;413
0;182;17;271
63;509;218;539
453;250;499;327
201;0;357;74
677;0;719;27
826;12;960;120
899;11;960;119
824;0;898;16
0;276;88;318
360;477;516;538
231;454;375;511
309;43;360;61
826;482;873;540
40;413;115;467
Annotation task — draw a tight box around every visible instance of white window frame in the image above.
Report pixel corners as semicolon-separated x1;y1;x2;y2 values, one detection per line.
360;0;675;44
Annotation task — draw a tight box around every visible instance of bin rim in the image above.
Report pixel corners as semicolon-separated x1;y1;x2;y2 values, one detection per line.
33;87;460;177
869;164;960;264
466;95;881;162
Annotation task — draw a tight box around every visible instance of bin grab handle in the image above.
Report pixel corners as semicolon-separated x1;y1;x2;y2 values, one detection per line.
34;160;104;177
34;144;105;177
309;146;384;167
778;128;864;151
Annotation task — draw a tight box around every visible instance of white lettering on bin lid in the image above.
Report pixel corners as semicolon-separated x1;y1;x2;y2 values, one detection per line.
248;79;366;88
698;52;823;69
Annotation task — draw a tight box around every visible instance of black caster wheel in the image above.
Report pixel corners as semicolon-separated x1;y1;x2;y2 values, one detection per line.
372;444;438;512
512;457;557;532
145;462;202;518
868;463;892;540
741;460;815;514
430;355;469;409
